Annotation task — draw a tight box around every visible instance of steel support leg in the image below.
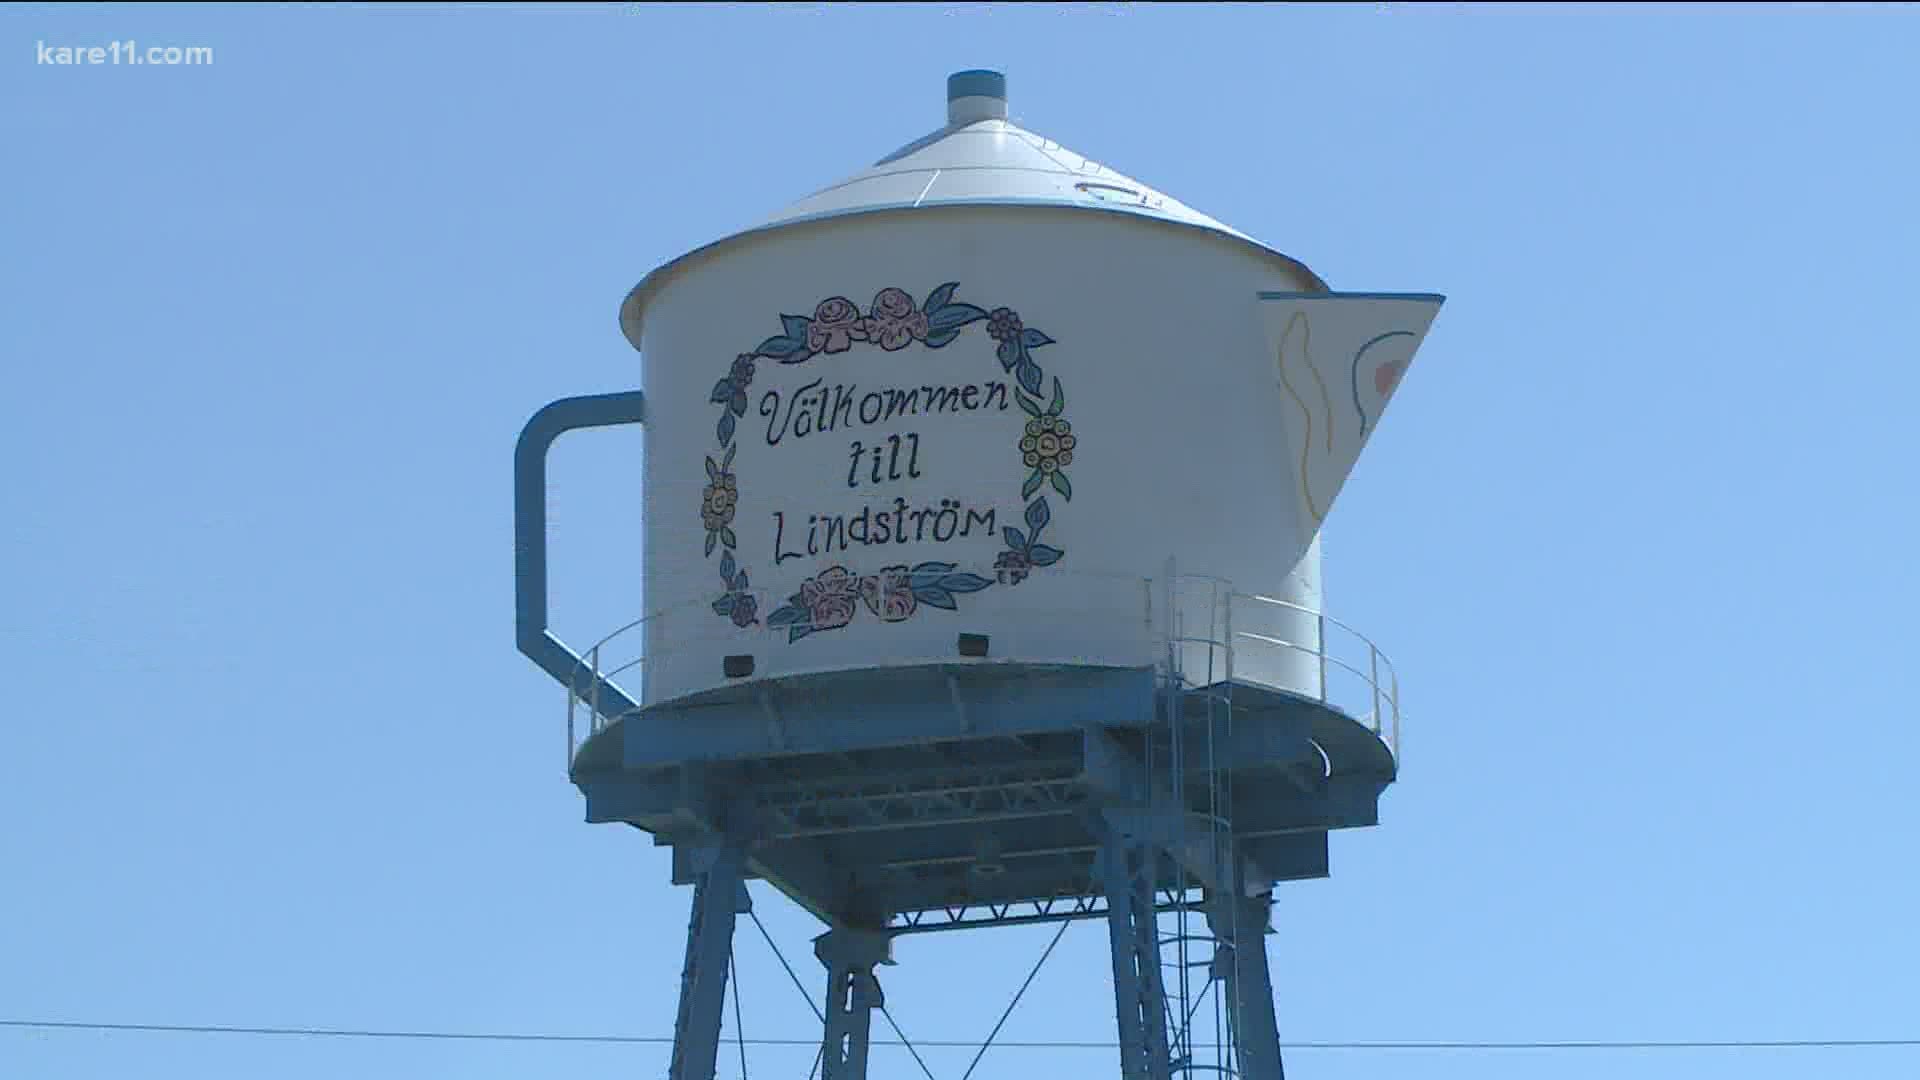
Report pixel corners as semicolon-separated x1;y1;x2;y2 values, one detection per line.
1207;892;1285;1080
667;842;751;1080
814;927;893;1080
1102;824;1173;1080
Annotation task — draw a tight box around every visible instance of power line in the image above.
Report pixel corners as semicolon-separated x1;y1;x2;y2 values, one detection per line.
4;1020;1919;1052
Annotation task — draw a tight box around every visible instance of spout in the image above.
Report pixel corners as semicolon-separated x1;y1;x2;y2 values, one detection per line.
1260;291;1444;531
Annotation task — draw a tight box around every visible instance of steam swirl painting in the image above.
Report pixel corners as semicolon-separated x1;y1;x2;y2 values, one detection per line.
1261;292;1446;530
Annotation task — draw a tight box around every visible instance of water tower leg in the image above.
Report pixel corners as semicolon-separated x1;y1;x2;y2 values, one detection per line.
813;927;893;1080
667;841;750;1080
1207;892;1285;1080
1101;824;1174;1080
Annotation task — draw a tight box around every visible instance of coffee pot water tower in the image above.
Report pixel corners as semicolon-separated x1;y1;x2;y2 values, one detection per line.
515;70;1442;1080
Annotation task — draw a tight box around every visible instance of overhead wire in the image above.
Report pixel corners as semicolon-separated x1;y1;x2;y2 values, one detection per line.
4;1020;1920;1052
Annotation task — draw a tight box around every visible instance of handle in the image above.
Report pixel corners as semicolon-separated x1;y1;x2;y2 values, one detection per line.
514;391;647;718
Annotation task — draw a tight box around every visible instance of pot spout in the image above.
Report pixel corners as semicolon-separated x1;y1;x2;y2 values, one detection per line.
1261;291;1445;533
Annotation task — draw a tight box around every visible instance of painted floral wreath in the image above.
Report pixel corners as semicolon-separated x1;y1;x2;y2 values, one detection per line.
703;282;1073;643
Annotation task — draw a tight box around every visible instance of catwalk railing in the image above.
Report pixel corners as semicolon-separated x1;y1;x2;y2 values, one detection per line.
562;567;1402;771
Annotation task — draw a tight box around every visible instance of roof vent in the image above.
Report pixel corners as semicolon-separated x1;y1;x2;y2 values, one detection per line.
947;69;1007;126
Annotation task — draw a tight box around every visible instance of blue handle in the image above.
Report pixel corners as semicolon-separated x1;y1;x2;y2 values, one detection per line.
514;391;647;717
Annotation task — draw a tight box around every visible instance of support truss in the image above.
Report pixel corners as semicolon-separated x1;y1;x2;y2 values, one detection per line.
1208;893;1285;1080
757;766;1088;839
814;928;893;1080
1102;818;1174;1080
667;841;750;1080
888;886;1211;934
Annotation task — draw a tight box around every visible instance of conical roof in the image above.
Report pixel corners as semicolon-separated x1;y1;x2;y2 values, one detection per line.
621;70;1322;348
764;71;1261;241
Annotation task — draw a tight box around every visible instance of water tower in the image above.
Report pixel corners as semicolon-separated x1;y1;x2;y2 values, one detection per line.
515;70;1441;1080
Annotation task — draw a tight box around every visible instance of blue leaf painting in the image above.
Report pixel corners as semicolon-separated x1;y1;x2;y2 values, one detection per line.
924;328;959;349
1022;470;1044;499
720;550;736;584
1002;527;1027;551
916;586;958;611
705;456;719;481
923;282;958;312
756;335;799;358
1049;470;1072;500
730;391;748;418
940;572;992;594
718;410;736;446
1025;497;1051;534
1028;544;1064;567
781;314;812;343
711;379;734;404
767;605;804;628
1021;328;1055;350
712;596;735;616
996;339;1019;371
929;302;988;331
705;531;718;557
909;561;955;591
1017;360;1044;396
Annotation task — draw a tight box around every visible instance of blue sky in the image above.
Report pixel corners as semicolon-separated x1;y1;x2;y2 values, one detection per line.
3;4;1917;1079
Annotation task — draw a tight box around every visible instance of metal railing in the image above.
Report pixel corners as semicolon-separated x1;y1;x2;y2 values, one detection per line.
561;566;1404;770
1230;591;1402;762
561;598;691;771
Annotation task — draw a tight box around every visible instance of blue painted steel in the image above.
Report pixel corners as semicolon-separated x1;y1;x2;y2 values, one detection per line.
1208;894;1286;1080
514;390;646;716
815;929;893;1080
947;69;1006;101
668;841;750;1080
1101;816;1173;1080
1241;834;1331;884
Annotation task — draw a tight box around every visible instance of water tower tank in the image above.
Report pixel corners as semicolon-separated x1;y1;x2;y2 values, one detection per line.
515;69;1442;1080
612;69;1437;706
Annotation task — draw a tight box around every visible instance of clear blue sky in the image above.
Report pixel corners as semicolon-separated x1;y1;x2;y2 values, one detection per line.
3;4;1917;1079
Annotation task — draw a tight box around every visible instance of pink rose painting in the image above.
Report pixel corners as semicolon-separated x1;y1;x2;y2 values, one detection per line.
860;566;918;622
807;297;867;354
867;287;930;351
765;559;992;642
797;566;861;633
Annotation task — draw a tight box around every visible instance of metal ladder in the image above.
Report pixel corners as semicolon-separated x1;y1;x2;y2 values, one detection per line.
1157;568;1242;1080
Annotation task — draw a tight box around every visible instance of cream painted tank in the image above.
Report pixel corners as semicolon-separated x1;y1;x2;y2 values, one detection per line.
623;71;1441;707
